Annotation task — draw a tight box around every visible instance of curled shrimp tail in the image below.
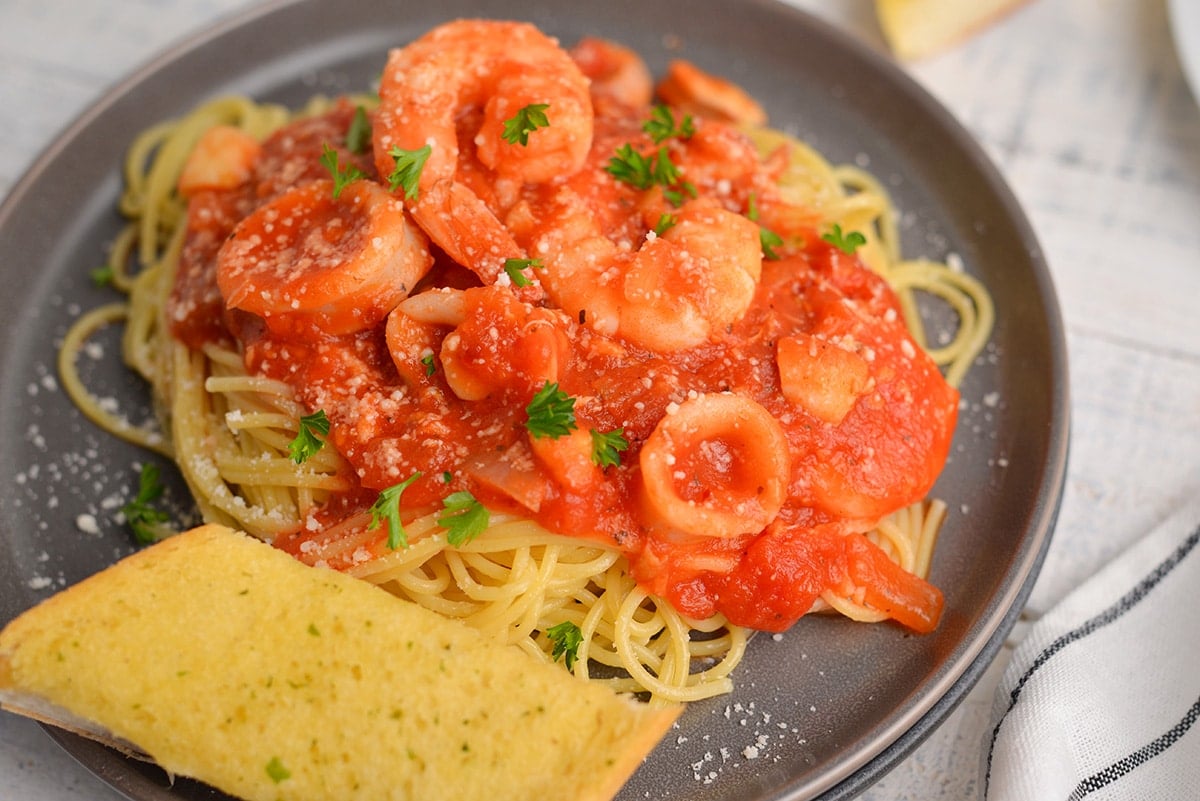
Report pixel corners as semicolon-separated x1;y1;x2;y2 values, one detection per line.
373;19;594;293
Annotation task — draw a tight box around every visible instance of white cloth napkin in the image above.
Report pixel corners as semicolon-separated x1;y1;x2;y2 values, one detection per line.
982;497;1200;800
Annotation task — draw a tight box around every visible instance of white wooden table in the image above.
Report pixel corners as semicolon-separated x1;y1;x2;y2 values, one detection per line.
2;1;1198;798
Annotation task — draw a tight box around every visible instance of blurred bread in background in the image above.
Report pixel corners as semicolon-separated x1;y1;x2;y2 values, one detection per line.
876;0;1034;59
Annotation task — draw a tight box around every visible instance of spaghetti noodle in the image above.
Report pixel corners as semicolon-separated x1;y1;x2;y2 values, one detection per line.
59;22;992;704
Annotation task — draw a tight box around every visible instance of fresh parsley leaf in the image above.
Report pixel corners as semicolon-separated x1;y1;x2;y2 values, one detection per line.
589;428;629;469
760;226;784;261
501;103;551;146
649;147;683;188
438;491;489;546
319;143;365;199
748;193;783;259
346;105;371;154
503;257;544;287
746;192;762;222
368;473;422;549
265;756;291;784
822;223;867;256
524;382;577;440
653;213;677;237
288;409;330;464
122;463;172;546
605;144;693;206
643;104;695;144
420;351;436;377
662;180;697;208
90;264;115;287
605;144;660;190
546;621;583;670
387;144;432;201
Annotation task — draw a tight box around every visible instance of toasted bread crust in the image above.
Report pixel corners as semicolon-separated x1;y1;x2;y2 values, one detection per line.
0;525;679;801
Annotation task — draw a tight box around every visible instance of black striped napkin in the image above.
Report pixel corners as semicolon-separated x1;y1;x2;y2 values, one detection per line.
982;498;1200;800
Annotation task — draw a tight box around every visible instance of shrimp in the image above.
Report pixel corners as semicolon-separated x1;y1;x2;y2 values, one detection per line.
569;36;654;112
383;288;465;390
656;59;767;127
528;192;763;352
386;285;571;402
216;179;433;337
177;125;260;197
373;20;594;284
439;286;573;402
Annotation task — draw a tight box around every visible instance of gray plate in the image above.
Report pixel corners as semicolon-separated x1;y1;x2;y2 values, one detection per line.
0;1;1069;799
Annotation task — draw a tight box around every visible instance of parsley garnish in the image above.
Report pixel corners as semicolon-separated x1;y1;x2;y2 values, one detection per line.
589;428;629;468
747;192;783;260
420;351;436;376
503;257;544;287
346;105;371;154
501;103;551;146
746;192;763;222
822;223;867;255
438;491;489;546
387;144;432;201
546;621;583;670
605;144;653;189
760;227;784;261
288;409;330;464
605;144;695;207
122;463;172;546
643;105;695;144
662;181;698;208
653;213;677;236
524;382;577;439
90;264;115;287
265;756;291;784
649;149;683;187
319;143;365;199
368;473;422;549
605;144;676;190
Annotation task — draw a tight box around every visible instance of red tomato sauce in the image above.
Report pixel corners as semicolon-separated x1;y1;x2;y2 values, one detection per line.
167;103;958;633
